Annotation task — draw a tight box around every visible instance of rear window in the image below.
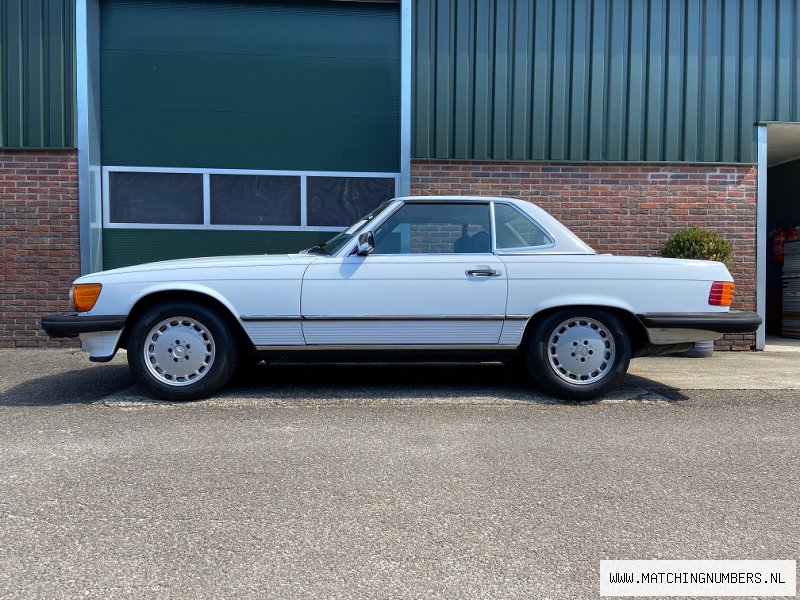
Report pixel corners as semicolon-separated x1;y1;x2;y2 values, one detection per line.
494;203;551;249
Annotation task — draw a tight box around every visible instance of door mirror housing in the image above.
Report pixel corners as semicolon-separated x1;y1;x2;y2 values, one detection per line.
356;231;375;256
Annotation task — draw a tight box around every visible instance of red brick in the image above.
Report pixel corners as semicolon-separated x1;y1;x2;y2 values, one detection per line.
0;149;79;348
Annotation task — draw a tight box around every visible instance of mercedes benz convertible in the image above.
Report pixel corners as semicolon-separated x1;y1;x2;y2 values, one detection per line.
42;196;761;401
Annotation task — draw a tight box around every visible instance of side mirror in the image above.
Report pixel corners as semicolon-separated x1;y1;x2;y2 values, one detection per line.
356;231;374;256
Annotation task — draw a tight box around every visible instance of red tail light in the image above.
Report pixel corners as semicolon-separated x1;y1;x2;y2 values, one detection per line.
709;281;734;306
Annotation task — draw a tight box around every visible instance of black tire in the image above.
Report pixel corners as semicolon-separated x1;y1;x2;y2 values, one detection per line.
525;308;631;401
127;301;240;400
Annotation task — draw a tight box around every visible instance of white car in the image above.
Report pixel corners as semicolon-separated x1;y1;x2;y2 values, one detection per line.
42;196;760;401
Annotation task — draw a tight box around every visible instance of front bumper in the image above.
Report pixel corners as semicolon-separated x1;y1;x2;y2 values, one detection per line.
636;310;761;345
41;313;127;338
41;313;127;362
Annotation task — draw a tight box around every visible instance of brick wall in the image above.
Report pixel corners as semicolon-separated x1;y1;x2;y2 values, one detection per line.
412;160;758;350
0;150;80;347
0;154;760;350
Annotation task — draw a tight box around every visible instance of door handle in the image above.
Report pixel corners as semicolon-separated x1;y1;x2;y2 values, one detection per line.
466;267;502;277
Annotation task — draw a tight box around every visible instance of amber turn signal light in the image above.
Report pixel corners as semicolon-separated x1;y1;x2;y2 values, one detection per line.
708;281;734;306
71;283;103;312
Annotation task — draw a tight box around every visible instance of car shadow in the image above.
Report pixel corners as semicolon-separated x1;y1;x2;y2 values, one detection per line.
227;362;547;403
0;361;688;407
216;362;688;406
0;364;134;406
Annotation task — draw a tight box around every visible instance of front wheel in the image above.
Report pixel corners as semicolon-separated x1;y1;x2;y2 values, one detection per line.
127;301;239;400
525;309;631;401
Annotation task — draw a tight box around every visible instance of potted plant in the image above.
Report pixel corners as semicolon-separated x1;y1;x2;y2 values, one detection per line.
661;228;734;357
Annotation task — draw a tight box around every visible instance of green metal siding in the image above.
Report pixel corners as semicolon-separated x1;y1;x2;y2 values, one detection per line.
0;0;75;148
102;228;332;269
9;0;800;163
413;0;800;164
100;0;400;171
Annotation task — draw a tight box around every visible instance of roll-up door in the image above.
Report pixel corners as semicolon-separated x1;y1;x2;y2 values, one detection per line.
100;0;400;268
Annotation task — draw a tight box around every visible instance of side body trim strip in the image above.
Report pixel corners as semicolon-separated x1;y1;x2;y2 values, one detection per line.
241;315;532;322
255;344;519;351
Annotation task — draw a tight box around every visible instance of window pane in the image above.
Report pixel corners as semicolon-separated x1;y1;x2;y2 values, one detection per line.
307;177;395;227
494;203;551;249
210;175;300;226
109;172;203;224
372;203;491;254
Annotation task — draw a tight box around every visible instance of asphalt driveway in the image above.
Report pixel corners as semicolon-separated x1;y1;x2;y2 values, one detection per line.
0;349;798;599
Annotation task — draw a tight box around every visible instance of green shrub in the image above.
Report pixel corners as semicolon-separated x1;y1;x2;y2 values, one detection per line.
661;227;733;268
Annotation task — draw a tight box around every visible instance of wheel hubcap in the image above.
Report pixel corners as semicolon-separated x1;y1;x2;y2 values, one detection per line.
547;317;616;385
143;317;215;386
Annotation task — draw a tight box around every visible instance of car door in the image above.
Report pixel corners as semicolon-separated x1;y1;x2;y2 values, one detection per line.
301;201;508;346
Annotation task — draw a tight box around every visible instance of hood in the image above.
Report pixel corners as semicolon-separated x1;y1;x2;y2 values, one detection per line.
79;253;318;280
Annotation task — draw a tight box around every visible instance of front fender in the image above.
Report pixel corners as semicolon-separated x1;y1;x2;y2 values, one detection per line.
128;283;243;320
89;281;243;321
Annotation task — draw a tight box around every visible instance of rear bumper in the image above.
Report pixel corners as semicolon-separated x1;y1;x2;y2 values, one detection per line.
41;313;127;338
636;310;761;345
636;310;761;333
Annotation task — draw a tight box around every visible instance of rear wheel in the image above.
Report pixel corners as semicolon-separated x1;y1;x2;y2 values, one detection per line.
127;301;239;400
525;309;631;400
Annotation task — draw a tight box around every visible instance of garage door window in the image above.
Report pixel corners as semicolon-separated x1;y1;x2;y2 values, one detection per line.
108;172;204;225
105;168;397;231
307;177;395;227
210;175;301;226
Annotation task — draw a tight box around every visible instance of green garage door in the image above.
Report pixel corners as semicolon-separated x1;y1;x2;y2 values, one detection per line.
100;0;400;269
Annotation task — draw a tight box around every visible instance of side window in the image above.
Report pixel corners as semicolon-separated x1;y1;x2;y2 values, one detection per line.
372;203;491;254
494;203;551;249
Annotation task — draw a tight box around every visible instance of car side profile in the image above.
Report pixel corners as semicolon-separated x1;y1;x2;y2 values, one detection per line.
42;196;761;401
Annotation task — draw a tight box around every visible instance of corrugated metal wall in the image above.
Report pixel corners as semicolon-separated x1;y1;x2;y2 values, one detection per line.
0;0;75;148
5;0;800;162
413;0;800;164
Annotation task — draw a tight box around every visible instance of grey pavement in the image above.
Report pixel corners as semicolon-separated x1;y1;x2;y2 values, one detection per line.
0;348;798;599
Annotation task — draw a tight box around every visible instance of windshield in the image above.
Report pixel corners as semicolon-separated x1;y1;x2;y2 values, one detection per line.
304;201;392;256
